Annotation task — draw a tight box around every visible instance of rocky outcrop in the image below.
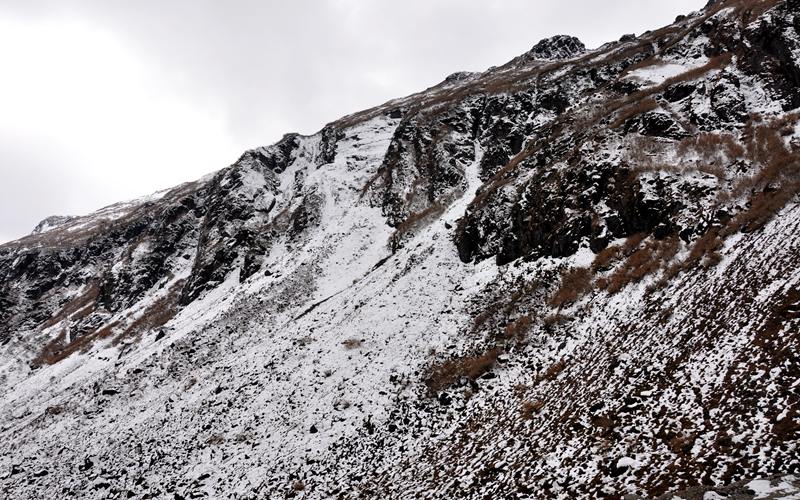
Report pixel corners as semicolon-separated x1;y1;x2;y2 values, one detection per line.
31;215;75;235
454;0;800;265
526;35;587;61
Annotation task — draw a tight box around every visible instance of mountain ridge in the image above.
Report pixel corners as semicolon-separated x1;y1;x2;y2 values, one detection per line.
1;0;799;498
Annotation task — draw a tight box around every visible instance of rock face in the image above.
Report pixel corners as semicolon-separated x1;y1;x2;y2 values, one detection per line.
527;35;587;61
31;215;76;235
1;1;800;498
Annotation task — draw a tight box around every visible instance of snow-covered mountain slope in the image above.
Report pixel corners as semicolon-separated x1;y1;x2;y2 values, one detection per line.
1;0;799;498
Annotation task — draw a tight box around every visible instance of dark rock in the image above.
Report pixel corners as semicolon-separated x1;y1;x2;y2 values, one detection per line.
608;461;630;478
235;133;300;175
527;35;586;61
444;72;477;83
31;215;76;235
628;111;688;139
664;82;697;102
79;457;94;472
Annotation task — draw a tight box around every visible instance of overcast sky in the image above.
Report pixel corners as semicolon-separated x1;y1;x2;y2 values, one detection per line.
0;0;704;243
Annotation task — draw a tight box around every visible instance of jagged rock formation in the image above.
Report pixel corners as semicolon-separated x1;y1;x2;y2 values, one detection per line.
1;0;799;498
526;35;587;61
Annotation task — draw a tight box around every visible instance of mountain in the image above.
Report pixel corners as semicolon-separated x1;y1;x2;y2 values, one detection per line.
1;0;799;497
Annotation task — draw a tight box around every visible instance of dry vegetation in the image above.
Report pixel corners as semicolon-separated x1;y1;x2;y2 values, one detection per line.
521;400;545;420
32;280;184;367
717;115;800;236
678;133;746;167
543;232;685;304
463;52;737;236
342;338;363;350
587;53;734;131
471;301;504;334
543;313;571;327
626;132;747;179
609;97;660;129
32;320;118;368
542;359;567;381
424;348;502;394
548;267;593;308
601;236;680;294
544;111;799;301
389;202;446;251
111;282;184;346
39;281;101;330
609;112;799;293
591;244;623;272
503;315;533;343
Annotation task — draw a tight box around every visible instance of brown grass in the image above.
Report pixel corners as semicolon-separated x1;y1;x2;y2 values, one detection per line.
678;132;745;164
598;53;733;128
471;301;504;334
721;115;800;234
424;348;501;394
548;267;593;308
503;315;532;343
726;187;799;234
389;202;445;250
111;280;185;346
735;123;799;189
543;313;571;326
521;400;545;420
640;113;800;289
605;236;680;294
39;281;101;330
31;319;124;368
543;359;567;381
650;229;722;289
342;338;362;350
592;245;622;272
32;280;184;367
688;230;724;267
453;22;737;243
626;132;741;180
459;44;732;221
609;97;659;129
622;233;647;254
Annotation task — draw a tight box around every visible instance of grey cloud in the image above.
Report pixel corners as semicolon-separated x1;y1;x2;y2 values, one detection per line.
0;134;106;241
0;0;704;243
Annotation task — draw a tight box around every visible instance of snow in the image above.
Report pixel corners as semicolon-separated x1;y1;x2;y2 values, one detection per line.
0;114;503;493
746;476;800;499
616;456;641;468
625;60;708;86
2;3;800;496
33;220;61;234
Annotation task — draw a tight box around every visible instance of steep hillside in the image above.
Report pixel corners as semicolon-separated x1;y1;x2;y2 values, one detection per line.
1;0;799;498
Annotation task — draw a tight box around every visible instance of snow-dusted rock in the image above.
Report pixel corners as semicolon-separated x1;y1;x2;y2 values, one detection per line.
1;1;799;498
